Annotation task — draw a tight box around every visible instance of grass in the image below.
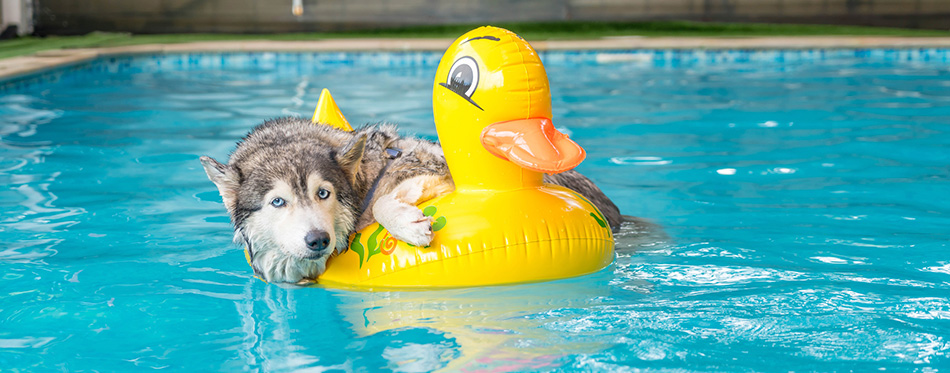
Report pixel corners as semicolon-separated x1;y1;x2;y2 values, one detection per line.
2;21;949;59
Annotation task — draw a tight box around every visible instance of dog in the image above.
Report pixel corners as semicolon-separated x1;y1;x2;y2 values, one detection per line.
200;117;622;284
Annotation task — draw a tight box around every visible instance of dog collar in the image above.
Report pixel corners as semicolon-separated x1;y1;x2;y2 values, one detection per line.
359;147;402;214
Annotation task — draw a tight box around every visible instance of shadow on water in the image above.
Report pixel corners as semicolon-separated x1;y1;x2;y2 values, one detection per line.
616;215;670;255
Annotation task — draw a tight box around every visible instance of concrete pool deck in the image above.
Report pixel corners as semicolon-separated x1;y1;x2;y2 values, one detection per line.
3;36;950;81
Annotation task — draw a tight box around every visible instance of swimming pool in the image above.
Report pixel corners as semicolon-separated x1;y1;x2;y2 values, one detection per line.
2;49;949;371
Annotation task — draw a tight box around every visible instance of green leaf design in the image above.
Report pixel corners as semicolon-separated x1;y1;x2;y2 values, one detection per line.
422;205;437;217
349;233;364;268
365;225;385;264
432;216;447;231
567;190;609;230
589;212;607;228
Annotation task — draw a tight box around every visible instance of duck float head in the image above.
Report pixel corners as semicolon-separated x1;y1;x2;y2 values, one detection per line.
433;26;585;189
317;26;614;289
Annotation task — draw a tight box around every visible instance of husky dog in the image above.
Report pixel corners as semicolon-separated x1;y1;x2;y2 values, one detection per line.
200;117;621;284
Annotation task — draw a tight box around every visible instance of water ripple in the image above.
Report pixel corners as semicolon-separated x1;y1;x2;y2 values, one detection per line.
632;264;810;286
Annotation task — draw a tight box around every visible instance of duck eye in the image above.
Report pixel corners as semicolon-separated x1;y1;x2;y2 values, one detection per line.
317;188;330;200
445;57;479;99
270;197;286;208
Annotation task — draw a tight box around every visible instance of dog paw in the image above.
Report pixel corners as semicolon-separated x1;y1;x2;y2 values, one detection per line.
386;207;434;246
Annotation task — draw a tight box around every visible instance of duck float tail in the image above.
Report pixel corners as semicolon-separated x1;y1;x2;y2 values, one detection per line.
312;88;352;131
318;26;615;289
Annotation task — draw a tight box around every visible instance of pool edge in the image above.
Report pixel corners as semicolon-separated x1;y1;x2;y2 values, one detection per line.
4;36;950;81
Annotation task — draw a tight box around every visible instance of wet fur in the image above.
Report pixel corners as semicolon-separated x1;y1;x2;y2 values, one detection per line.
201;117;622;284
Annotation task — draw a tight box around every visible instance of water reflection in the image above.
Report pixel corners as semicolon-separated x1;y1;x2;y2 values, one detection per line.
333;281;615;371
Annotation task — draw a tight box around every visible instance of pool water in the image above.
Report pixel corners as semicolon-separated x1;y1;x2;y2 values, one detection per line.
2;50;949;371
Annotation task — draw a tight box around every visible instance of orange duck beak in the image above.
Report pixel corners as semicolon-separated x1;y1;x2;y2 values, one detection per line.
480;118;586;174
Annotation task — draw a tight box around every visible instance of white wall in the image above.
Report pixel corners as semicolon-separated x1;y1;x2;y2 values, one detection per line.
2;0;33;35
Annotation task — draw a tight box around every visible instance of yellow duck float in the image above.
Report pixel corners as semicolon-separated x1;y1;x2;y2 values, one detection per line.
314;26;614;288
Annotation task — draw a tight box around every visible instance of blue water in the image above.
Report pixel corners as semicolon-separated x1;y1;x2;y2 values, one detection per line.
2;50;949;371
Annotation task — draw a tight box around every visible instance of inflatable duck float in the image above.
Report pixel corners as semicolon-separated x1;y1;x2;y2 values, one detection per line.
315;26;615;288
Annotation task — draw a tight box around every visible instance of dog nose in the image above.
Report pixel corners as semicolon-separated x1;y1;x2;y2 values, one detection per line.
305;229;330;251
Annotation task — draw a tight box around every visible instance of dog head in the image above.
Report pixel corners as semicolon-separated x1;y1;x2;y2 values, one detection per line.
200;120;367;284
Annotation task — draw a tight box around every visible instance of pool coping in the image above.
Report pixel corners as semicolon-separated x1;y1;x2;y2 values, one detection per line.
3;36;950;81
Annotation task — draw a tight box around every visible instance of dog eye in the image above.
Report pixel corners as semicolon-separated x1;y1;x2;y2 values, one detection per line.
317;188;330;200
270;197;286;207
445;56;479;99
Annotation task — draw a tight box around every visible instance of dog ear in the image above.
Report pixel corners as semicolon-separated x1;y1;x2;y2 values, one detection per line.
200;156;239;209
336;134;367;179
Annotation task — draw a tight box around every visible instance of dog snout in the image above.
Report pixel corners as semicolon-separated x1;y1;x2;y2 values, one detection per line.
305;229;331;252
